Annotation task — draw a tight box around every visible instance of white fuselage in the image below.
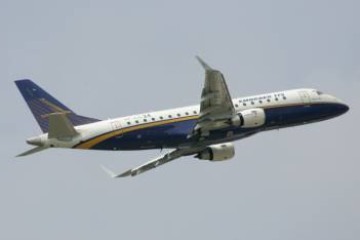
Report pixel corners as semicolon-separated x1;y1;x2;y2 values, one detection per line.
28;88;344;150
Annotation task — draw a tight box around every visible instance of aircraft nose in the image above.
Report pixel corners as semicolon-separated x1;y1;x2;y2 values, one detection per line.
335;103;349;115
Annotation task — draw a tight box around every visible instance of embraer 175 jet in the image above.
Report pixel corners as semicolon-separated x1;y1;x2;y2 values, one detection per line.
15;57;349;177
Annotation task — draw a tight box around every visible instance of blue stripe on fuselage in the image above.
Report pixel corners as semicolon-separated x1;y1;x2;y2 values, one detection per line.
90;103;346;150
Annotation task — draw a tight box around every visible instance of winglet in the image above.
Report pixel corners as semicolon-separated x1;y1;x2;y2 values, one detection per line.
101;165;117;178
196;56;213;71
100;165;132;178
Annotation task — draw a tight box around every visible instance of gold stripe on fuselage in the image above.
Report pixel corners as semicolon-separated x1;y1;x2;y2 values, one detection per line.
75;101;320;149
75;115;199;149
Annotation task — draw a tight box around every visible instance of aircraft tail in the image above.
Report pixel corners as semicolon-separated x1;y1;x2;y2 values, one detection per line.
15;79;100;133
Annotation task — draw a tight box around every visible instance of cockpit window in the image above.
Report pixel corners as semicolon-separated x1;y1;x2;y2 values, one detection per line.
316;90;324;95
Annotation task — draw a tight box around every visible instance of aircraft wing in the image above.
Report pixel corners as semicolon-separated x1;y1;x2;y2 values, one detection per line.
102;148;199;178
194;56;236;135
101;57;237;178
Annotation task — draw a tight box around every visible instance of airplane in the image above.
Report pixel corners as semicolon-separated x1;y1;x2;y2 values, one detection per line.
15;57;349;177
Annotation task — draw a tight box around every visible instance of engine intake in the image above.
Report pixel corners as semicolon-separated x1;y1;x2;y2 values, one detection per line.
231;108;265;128
195;142;235;161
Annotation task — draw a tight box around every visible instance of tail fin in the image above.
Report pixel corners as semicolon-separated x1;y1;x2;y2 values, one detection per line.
15;79;100;133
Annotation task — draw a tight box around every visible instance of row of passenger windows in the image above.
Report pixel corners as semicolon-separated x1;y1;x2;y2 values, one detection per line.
126;110;198;125
234;96;287;108
126;96;287;125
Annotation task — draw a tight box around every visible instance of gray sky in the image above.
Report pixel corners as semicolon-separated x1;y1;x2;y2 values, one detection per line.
1;0;359;239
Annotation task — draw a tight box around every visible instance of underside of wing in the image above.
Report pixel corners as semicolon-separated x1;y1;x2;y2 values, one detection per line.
101;148;192;177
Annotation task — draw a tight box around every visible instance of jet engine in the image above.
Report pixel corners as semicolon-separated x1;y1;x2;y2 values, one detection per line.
230;108;266;128
195;142;235;161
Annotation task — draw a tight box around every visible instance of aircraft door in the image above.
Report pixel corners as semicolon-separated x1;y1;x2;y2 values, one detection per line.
110;120;123;134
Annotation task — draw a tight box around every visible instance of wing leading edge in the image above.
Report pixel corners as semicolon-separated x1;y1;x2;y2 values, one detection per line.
102;148;201;178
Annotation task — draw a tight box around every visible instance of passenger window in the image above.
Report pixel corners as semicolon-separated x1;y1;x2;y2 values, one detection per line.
143;119;147;122
185;112;189;116
251;101;254;105
267;99;271;102
283;96;287;100
127;122;131;125
193;111;197;114
275;98;279;101
243;103;247;106
168;115;172;118
151;118;155;121
135;120;139;124
235;104;239;107
259;100;263;104
177;113;181;117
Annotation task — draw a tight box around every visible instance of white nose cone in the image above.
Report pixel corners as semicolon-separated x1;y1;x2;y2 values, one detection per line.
26;136;43;146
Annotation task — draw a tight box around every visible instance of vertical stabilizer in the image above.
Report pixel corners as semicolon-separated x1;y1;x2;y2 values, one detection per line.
15;79;100;133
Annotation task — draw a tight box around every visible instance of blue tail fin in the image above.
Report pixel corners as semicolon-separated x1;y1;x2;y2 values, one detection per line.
15;79;100;133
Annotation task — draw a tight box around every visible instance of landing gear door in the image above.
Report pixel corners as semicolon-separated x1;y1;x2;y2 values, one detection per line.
298;91;311;105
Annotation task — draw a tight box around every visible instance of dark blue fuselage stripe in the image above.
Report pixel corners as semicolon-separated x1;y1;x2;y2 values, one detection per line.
89;103;346;150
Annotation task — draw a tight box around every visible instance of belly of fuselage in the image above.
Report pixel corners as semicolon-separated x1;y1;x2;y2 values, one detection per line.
89;103;338;150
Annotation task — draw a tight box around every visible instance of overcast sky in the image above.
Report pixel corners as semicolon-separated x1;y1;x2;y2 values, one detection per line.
1;0;359;239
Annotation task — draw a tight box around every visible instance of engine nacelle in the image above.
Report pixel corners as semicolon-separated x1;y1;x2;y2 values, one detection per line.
231;108;266;128
195;142;235;161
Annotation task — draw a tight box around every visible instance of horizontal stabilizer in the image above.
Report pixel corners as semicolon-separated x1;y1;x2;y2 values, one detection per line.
48;113;79;139
16;146;47;157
